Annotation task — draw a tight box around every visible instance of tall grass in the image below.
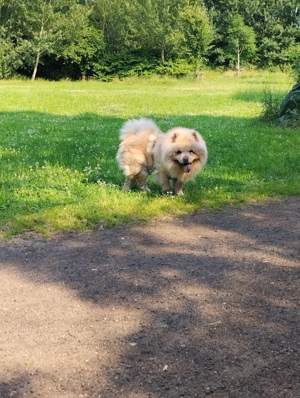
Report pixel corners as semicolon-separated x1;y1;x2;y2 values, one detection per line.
0;71;299;237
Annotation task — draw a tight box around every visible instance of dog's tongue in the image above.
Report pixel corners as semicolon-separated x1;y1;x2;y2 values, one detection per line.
183;164;191;173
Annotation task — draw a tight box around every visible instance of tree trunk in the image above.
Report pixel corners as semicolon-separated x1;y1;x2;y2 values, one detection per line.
161;46;165;64
31;47;41;81
31;3;45;81
161;37;166;64
236;45;240;77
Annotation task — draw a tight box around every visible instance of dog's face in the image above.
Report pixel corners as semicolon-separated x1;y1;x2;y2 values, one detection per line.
172;147;198;173
167;129;207;174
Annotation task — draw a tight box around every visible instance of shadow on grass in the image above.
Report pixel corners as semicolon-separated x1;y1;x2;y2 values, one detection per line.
0;111;299;235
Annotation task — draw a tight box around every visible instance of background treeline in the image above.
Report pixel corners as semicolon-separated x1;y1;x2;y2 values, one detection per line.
1;0;300;81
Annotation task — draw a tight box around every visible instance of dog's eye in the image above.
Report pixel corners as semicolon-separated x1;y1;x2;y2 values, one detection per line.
176;150;182;155
189;150;194;154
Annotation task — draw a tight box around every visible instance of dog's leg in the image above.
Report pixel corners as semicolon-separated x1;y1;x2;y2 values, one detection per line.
136;170;150;192
123;175;135;191
173;179;184;195
154;173;172;193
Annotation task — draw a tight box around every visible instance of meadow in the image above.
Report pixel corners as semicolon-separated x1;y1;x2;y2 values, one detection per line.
0;71;299;237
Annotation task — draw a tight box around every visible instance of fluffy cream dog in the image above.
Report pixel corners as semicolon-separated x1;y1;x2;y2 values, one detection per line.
116;119;208;195
116;118;162;191
152;126;208;195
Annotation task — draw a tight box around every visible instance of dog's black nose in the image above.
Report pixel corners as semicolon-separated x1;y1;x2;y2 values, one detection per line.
183;156;189;163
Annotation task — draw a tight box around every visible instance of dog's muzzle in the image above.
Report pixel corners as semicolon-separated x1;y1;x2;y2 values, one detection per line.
180;155;192;173
182;163;192;173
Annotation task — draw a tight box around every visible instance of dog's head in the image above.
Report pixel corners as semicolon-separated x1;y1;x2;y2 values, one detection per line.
168;128;207;173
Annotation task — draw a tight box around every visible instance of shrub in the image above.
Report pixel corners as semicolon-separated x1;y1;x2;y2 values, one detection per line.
260;89;282;122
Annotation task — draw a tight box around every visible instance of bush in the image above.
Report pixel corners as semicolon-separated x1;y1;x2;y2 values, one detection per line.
156;59;194;78
260;89;282;122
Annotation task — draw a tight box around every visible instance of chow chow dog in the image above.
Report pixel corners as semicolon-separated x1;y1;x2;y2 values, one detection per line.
116;118;207;195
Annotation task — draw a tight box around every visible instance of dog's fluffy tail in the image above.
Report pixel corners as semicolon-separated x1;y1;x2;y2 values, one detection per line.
119;118;160;139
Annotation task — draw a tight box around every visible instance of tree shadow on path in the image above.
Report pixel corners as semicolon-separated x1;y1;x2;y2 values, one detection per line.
0;197;299;397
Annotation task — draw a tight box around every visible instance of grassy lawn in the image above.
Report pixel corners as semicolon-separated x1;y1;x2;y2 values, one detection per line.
0;71;299;237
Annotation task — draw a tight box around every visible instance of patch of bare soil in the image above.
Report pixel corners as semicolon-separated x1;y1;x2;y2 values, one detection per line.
0;197;299;398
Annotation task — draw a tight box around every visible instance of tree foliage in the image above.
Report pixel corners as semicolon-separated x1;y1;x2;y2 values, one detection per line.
0;0;299;79
226;14;257;71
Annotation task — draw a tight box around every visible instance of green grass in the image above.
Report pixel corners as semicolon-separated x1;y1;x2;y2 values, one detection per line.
0;71;299;237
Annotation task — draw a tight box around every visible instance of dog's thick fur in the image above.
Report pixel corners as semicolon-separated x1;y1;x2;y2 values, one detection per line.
152;127;208;195
116;118;208;195
116;118;163;191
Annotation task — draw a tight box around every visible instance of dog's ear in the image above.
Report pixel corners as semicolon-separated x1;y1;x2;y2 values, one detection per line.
171;132;178;142
192;131;199;141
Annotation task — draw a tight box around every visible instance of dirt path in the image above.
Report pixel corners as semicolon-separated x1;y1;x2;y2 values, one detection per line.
0;197;299;398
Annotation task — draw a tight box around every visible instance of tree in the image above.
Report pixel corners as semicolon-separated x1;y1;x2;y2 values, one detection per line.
203;0;300;70
91;0;139;56
61;25;105;80
0;0;93;80
0;27;11;78
152;0;182;63
119;0;185;64
202;0;241;67
227;14;256;73
243;0;300;69
1;0;300;79
178;1;214;70
0;1;25;77
30;0;54;81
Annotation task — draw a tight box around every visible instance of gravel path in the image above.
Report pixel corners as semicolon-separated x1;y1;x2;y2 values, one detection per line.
0;197;299;398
